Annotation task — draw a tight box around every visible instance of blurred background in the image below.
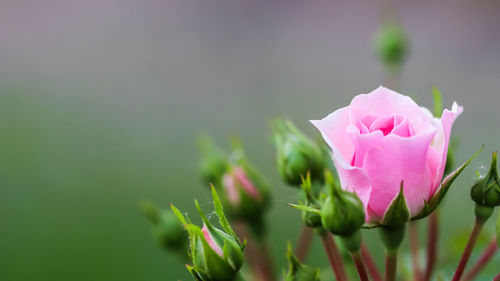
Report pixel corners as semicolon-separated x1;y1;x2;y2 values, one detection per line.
1;0;500;280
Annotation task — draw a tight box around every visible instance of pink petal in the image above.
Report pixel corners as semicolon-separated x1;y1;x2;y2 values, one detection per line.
347;125;384;167
431;102;463;194
364;127;437;221
312;107;371;218
349;86;426;124
311;106;354;164
223;173;240;204
202;225;223;257
334;158;372;221
233;167;260;200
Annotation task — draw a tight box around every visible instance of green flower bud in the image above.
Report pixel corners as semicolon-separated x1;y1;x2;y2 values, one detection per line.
172;187;245;281
197;136;228;186
471;152;500;207
140;200;188;253
320;172;364;236
284;242;321;281
272;119;326;186
374;18;409;69
220;141;271;227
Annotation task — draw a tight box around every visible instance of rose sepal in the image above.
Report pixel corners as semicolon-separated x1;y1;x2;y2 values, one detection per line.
412;146;483;220
381;182;410;227
284;242;321;281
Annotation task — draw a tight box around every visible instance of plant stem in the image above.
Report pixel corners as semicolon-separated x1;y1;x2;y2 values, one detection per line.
233;222;261;281
463;238;498;281
295;226;314;262
352;252;370;281
385;250;398;281
409;221;422;281
494;272;500;281
423;212;439;281
451;220;486;281
254;236;276;281
361;244;383;281
320;233;348;281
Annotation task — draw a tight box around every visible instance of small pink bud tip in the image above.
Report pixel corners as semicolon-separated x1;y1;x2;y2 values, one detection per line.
202;225;223;257
223;166;260;205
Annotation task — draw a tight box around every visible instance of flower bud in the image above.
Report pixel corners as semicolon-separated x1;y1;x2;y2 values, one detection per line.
140;200;187;253
197;136;228;186
374;17;409;69
220;142;271;225
172;187;245;281
320;172;364;236
284;242;321;281
272;119;327;186
471;152;500;207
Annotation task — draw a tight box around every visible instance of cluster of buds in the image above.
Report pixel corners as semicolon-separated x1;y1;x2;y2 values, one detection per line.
171;187;246;281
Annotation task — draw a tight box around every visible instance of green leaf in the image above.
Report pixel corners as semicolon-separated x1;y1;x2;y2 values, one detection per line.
287;203;321;214
381;182;410;227
412;146;483;220
431;86;443;117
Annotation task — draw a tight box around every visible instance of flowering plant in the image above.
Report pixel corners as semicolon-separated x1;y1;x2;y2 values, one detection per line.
142;17;500;281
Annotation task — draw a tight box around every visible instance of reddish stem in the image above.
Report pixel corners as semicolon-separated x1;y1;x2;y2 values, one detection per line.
234;222;274;281
254;237;276;281
320;233;348;281
494;272;500;281
424;212;439;281
409;221;422;281
463;238;498;281
385;251;398;281
361;244;383;281
451;220;485;281
352;252;369;281
295;226;314;262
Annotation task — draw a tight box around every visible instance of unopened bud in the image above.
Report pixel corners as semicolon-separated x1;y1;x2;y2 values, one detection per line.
172;187;245;281
220;142;271;225
320;172;364;236
272;118;327;186
197;136;228;186
140;200;187;252
471;152;500;207
374;17;409;69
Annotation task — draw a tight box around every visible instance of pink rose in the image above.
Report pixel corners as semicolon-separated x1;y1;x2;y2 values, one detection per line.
311;86;462;223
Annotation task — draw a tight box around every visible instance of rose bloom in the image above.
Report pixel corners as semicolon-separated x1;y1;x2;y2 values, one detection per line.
311;87;462;223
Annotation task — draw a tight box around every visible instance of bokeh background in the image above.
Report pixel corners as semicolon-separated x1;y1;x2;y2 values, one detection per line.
1;0;500;280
